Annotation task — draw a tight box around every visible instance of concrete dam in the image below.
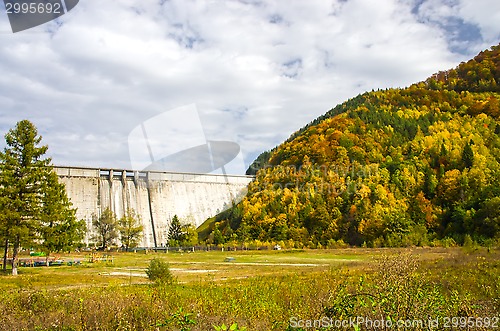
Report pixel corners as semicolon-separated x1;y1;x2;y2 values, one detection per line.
54;166;254;248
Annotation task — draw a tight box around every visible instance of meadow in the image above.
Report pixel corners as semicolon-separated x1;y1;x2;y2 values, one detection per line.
0;247;498;330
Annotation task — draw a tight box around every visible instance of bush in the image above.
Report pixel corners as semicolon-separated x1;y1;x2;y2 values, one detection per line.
146;258;176;285
327;239;349;249
463;234;474;247
441;237;457;248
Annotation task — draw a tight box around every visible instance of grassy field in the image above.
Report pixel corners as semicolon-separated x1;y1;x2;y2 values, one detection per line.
0;247;498;330
0;249;364;290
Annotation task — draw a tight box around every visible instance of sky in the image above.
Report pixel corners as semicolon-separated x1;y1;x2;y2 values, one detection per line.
0;0;499;175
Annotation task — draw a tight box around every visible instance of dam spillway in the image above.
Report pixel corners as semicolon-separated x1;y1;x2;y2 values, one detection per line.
54;166;254;248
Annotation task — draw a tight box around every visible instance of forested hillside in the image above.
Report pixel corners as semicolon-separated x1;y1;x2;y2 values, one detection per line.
207;44;500;248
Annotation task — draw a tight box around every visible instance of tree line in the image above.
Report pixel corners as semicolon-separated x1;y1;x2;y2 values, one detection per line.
0;120;195;276
91;209;197;250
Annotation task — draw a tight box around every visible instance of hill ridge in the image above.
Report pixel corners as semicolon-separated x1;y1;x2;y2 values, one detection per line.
208;44;500;248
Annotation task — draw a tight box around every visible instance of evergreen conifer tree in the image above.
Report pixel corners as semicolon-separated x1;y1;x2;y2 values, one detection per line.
0;120;52;275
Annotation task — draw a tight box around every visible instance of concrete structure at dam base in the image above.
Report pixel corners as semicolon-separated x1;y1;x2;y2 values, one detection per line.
54;166;254;248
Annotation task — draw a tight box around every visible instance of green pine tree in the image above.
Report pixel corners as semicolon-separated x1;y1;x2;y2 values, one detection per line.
168;215;184;246
462;140;474;168
0;120;52;275
39;170;86;265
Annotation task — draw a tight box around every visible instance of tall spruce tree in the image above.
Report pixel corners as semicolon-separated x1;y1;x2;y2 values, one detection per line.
0;120;51;275
462;140;474;168
168;215;184;246
39;170;86;265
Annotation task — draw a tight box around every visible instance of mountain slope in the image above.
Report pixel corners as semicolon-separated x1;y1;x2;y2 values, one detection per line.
207;44;500;248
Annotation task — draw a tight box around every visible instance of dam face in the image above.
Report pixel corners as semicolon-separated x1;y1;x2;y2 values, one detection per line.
54;166;253;248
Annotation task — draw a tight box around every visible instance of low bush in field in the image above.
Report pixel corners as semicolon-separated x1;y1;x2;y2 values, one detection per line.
146;258;176;285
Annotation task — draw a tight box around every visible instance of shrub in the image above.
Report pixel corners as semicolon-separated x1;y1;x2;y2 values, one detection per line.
146;258;176;285
156;308;196;331
214;323;247;331
441;237;457;248
327;239;349;249
463;234;474;247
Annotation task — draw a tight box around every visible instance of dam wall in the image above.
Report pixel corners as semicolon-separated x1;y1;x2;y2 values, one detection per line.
54;166;253;248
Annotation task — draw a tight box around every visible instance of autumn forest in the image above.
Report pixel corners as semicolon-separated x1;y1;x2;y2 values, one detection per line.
204;44;500;249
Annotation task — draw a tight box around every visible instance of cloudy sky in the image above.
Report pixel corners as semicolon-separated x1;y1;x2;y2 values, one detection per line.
0;0;499;175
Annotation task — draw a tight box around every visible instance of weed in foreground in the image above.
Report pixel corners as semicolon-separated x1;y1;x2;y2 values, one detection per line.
214;322;247;331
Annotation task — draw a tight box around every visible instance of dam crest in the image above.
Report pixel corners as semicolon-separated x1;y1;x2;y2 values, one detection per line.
54;166;254;248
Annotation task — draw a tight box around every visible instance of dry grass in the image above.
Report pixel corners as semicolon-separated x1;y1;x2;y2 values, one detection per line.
0;247;498;330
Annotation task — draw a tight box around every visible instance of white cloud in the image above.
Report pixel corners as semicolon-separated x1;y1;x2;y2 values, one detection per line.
0;0;498;173
457;0;500;41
